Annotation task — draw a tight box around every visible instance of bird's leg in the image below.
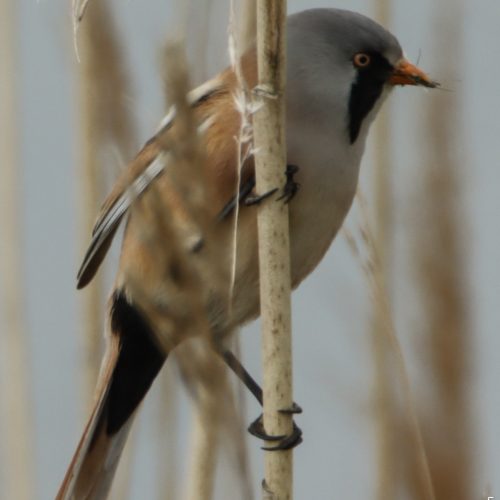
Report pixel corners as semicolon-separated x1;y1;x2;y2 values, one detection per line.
217;348;303;450
218;165;300;220
243;188;279;207
217;177;256;221
218;176;277;216
219;349;263;405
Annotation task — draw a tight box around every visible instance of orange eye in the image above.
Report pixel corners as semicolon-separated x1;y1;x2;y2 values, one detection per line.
353;53;371;68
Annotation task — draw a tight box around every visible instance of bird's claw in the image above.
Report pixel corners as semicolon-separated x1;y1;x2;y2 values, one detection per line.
277;164;300;204
279;402;302;415
248;413;303;451
244;165;300;207
244;188;279;207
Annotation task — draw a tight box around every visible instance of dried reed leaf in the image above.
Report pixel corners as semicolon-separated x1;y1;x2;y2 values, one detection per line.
345;193;436;500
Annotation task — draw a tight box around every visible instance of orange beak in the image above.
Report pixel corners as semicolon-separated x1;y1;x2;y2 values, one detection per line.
389;58;439;88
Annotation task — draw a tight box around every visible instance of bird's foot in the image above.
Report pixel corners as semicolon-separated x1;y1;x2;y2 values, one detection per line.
244;165;299;207
277;164;300;204
248;404;303;450
244;188;279;207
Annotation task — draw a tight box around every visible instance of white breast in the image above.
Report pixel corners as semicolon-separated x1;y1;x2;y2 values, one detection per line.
286;117;364;288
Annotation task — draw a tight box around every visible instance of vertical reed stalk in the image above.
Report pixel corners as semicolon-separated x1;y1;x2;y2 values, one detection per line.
185;377;219;500
77;0;135;409
174;343;229;500
370;1;398;497
253;1;293;498
372;0;392;256
110;430;137;500
344;207;436;500
156;41;225;500
238;0;257;53
157;369;178;500
409;1;473;496
76;3;136;496
0;1;35;499
77;3;108;408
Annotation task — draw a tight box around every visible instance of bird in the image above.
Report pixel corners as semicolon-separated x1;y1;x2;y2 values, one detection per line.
57;8;437;499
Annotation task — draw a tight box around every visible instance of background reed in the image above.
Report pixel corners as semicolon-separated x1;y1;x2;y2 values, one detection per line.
76;0;136;412
406;2;474;496
369;0;399;496
0;1;34;498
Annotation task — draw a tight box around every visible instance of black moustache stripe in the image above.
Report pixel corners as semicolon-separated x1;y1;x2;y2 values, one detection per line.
348;53;393;143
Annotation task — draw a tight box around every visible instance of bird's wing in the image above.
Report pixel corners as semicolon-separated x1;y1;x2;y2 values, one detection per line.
76;66;257;289
76;139;164;289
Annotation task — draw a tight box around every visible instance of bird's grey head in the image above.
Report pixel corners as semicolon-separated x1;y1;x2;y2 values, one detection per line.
286;9;435;145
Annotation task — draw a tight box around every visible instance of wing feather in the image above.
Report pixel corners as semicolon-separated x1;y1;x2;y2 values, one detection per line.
76;79;225;289
76;51;259;289
77;153;168;288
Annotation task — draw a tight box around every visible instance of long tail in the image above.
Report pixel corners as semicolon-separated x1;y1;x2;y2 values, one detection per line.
57;291;167;500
